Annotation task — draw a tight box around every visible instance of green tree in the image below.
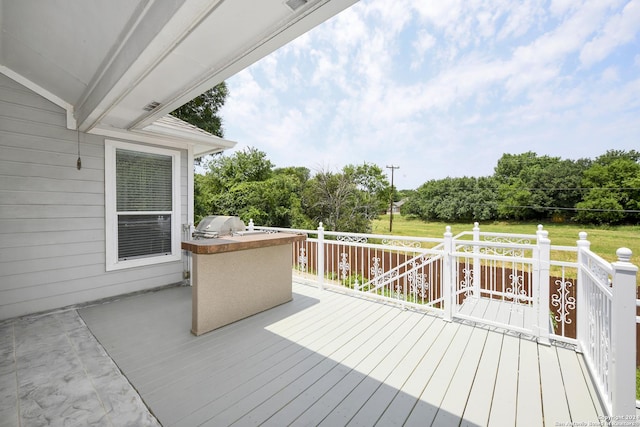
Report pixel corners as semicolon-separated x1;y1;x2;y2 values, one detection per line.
171;83;228;137
194;147;311;228
402;176;498;222
302;164;389;232
212;174;307;227
576;150;640;224
494;152;586;221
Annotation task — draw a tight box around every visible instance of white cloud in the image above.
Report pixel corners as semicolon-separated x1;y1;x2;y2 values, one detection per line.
220;0;640;188
580;0;640;67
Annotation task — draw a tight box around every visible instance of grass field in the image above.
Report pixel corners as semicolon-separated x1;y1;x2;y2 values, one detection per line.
372;214;640;279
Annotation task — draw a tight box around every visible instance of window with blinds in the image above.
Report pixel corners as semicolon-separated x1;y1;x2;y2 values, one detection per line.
116;149;172;260
105;141;181;270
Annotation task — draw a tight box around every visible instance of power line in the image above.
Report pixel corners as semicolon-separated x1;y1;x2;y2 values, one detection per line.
513;187;640;191
504;205;640;213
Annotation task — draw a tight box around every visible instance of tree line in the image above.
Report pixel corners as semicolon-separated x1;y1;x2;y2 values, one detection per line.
194;147;391;232
171;84;638;228
401;150;640;225
195;148;639;230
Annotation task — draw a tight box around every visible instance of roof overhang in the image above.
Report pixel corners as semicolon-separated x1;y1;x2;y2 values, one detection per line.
0;0;358;141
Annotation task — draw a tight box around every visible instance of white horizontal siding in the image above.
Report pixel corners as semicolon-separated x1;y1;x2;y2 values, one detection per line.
0;74;186;320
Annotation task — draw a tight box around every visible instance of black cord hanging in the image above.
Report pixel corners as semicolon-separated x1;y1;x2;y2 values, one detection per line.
76;129;82;170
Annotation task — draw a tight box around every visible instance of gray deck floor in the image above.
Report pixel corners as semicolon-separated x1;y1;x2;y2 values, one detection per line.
77;281;605;427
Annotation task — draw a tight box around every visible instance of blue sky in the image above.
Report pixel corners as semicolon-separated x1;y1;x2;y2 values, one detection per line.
219;0;640;190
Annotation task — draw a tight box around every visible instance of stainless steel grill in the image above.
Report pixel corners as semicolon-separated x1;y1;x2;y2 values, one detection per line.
192;215;246;239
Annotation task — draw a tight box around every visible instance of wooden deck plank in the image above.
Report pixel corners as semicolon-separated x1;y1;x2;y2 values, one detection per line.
516;338;543;427
457;296;478;316
539;344;572;425
556;346;600;422
314;317;446;426
253;310;424;426
403;323;477;426
431;327;489;427
577;353;607;418
461;331;503;427
483;298;502;322
145;290;377;424
374;322;461;426
172;300;392;426
178;304;399;425
469;297;490;318
143;288;370;413
488;334;520;426
133;289;352;392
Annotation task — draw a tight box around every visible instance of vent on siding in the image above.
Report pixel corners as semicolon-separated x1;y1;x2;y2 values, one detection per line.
285;0;307;11
143;101;161;112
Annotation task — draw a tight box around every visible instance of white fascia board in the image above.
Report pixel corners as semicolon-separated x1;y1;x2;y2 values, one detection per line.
90;124;236;157
0;65;77;129
141;121;237;156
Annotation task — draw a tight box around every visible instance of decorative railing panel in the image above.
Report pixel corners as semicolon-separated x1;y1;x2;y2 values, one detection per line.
579;248;614;412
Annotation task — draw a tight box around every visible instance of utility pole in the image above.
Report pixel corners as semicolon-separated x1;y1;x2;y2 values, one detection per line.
386;165;399;232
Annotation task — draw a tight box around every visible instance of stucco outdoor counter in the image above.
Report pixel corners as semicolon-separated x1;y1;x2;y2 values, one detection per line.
182;232;306;336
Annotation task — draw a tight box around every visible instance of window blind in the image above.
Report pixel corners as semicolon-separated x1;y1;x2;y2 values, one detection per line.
115;149;173;260
116;149;172;211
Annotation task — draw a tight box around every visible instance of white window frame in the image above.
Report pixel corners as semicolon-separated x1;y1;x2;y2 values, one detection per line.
105;140;182;271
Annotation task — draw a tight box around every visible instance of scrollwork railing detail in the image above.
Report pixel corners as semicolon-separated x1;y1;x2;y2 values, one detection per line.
297;247;307;273
381;238;422;248
551;279;576;326
338;252;350;281
337;235;368;243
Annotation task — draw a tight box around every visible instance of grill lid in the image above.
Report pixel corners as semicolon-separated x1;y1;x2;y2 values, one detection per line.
193;215;246;239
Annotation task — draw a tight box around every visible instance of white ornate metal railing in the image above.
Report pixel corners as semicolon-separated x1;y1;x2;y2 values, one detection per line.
248;220;637;416
575;234;637;416
444;224;557;342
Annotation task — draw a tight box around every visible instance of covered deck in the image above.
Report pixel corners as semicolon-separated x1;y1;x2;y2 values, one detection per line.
2;280;606;426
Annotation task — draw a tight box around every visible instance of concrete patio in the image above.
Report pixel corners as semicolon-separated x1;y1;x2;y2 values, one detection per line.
0;305;159;426
1;281;608;426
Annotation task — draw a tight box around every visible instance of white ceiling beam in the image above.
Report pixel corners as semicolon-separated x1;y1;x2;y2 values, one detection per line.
131;0;359;130
75;0;224;132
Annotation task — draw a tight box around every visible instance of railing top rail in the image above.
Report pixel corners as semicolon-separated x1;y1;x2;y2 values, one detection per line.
479;231;539;239
324;238;442;254
550;260;578;268
581;247;614;275
252;225;445;244
455;230;539;240
253;225;312;235
453;239;537;250
451;249;535;264
323;229;444;244
551;245;578;252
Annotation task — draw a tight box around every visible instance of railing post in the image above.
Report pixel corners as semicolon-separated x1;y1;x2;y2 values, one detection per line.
576;232;590;353
610;247;638;417
317;222;325;290
443;226;453;321
472;222;481;298
536;229;551;345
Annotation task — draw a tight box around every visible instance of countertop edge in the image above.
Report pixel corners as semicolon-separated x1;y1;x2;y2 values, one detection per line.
182;233;307;255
